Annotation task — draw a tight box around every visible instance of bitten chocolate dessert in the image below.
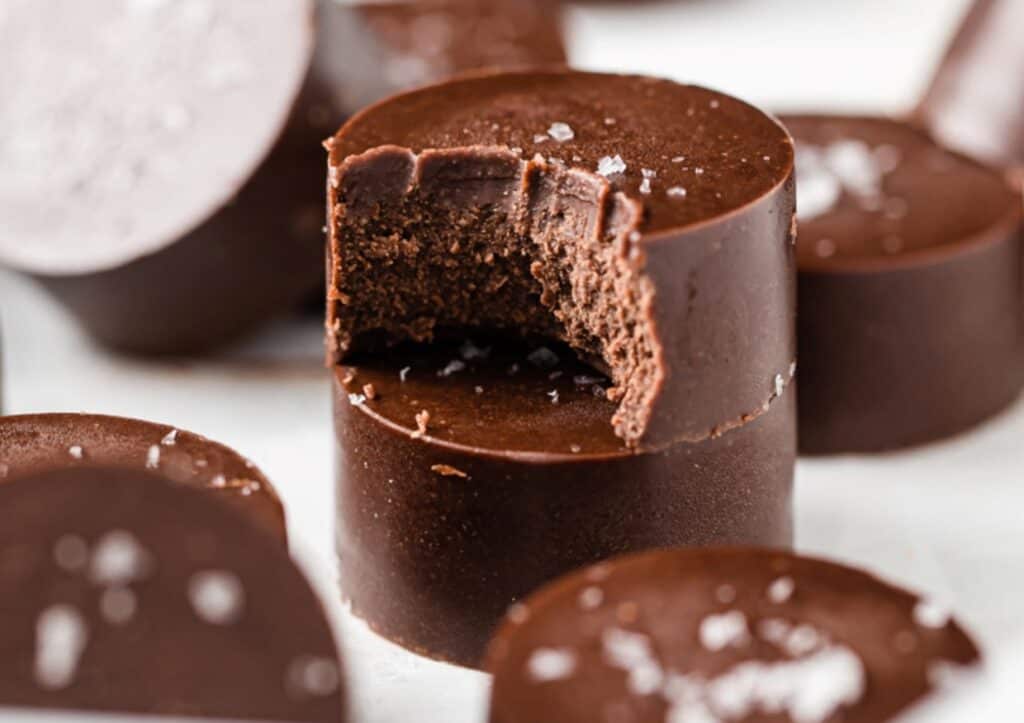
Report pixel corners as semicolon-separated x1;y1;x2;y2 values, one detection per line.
915;0;1024;173
0;467;345;721
0;0;322;354
485;548;980;723
335;339;795;666
327;69;796;449
786;115;1023;453
0;414;286;542
328;69;797;666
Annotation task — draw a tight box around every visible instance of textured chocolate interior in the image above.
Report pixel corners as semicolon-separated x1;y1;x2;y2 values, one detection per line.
328;71;794;445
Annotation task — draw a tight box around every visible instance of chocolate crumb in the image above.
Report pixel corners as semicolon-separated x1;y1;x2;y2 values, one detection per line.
431;464;468;478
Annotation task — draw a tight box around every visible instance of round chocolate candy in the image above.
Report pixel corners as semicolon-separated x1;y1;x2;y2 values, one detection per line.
785;115;1023;453
485;548;979;723
335;338;794;667
0;466;345;720
0;414;286;542
327;69;796;666
0;0;323;354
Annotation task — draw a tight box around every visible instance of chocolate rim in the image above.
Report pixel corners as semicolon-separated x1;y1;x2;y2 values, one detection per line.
787;114;1022;274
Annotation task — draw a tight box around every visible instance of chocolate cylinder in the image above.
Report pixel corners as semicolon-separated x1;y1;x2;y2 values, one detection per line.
485;548;980;723
327;70;796;666
785;115;1023;453
914;0;1024;173
334;339;795;667
0;466;345;721
0;0;322;354
0;413;287;543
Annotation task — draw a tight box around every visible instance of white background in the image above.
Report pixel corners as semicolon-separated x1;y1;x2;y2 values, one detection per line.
2;0;1022;720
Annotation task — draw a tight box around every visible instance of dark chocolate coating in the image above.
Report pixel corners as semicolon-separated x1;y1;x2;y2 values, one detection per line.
0;0;323;355
0;467;345;720
334;340;795;668
486;548;980;723
0;414;286;543
786;115;1023;453
327;70;796;449
915;0;1024;172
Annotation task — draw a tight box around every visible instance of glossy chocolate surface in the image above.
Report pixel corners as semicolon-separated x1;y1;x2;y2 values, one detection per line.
328;70;796;449
785;115;1023;453
486;548;980;723
334;339;795;667
0;414;286;542
0;467;344;720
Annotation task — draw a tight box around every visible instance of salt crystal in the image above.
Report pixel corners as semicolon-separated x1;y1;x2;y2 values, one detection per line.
547;122;575;143
914;599;952;629
639;177;652;195
773;374;785;398
597;155;627;177
642;168;657;179
526;648;577;682
286;656;341;699
68;445;83;459
348;393;367;406
399;366;411;382
89;530;152;586
210;474;227;488
667;186;688;199
438;359;466;377
161;429;178;446
694;167;705;176
699;611;749;651
533;134;549;144
579;586;604;610
34;605;88;690
672;156;686;163
768;576;795;603
605;117;617;126
189;570;245;625
548;390;560;404
146;444;160;469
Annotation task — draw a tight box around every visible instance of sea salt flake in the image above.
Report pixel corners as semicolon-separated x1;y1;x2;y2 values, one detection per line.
914;599;952;629
161;429;178;446
526;647;577;682
533;134;549;144
348;393;367;406
768;576;795;603
667;186;688;199
145;444;160;469
438;359;467;377
548;390;560;404
597;155;627;177
547;122;575;143
639;177;652;195
34;605;88;690
89;530;152;586
699;611;749;651
68;445;83;459
189;570;245;625
399;366;411;382
773;374;785;398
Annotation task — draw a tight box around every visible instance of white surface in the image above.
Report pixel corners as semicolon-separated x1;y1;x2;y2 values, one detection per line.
2;0;1022;721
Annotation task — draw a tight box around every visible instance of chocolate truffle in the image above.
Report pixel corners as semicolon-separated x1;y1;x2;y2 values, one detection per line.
0;414;286;542
0;466;345;721
327;69;796;449
786;115;1023;453
0;0;324;354
915;0;1024;174
335;338;795;667
485;548;980;723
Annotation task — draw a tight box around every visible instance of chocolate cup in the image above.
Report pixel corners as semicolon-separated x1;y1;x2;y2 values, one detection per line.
914;0;1024;172
0;413;287;543
0;466;345;721
484;548;980;723
333;342;795;668
785;115;1024;454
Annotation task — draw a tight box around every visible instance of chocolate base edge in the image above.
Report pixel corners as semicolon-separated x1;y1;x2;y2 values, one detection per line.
333;368;795;668
0;413;287;544
798;218;1024;455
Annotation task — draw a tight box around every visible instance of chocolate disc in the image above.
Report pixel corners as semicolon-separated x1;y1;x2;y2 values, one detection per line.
0;0;323;354
485;548;979;723
335;338;794;667
0;466;345;720
327;69;796;450
915;0;1024;172
0;414;286;542
785;115;1023;453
